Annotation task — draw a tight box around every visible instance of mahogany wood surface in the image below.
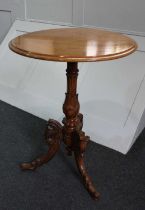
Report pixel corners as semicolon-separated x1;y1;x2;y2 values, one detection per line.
9;28;137;200
9;28;137;62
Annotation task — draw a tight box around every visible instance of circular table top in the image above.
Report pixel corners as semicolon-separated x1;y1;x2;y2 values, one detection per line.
9;28;137;62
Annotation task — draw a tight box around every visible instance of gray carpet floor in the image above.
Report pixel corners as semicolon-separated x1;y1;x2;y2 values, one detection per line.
0;100;145;210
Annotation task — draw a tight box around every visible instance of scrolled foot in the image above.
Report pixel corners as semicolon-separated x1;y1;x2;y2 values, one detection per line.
73;131;100;200
20;159;41;171
20;119;62;171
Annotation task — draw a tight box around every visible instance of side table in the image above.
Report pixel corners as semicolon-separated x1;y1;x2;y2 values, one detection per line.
9;28;137;200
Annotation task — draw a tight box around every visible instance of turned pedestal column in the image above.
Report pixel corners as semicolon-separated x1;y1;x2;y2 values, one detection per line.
20;62;100;200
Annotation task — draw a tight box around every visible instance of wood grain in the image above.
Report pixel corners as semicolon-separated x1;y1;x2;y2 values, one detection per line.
9;28;137;62
10;28;137;200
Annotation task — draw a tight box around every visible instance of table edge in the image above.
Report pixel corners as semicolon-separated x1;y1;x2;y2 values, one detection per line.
9;39;137;62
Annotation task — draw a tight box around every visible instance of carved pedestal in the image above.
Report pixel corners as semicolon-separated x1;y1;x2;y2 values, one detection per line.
20;62;100;200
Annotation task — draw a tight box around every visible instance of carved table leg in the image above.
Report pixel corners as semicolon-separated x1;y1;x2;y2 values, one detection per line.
62;62;100;200
20;119;62;170
20;62;100;200
73;131;100;200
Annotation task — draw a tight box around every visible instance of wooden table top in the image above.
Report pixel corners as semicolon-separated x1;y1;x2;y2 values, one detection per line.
9;28;137;62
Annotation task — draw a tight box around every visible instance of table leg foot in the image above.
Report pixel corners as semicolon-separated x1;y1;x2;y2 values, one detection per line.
73;131;100;200
20;119;62;171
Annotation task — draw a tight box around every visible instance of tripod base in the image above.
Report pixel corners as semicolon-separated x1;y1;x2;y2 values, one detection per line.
20;62;100;200
20;117;100;200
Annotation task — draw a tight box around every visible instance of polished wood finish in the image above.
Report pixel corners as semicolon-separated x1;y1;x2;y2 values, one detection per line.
20;62;100;200
20;119;62;170
9;28;137;200
62;63;100;199
9;28;137;62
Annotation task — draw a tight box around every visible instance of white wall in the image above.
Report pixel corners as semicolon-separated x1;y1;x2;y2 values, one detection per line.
24;0;145;34
0;0;25;42
83;0;145;34
26;0;73;24
1;0;145;36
